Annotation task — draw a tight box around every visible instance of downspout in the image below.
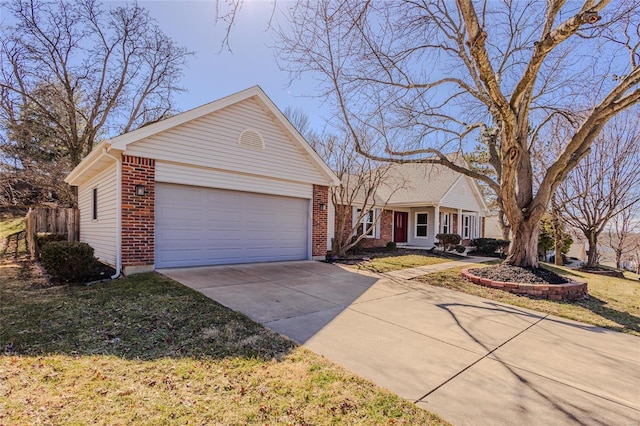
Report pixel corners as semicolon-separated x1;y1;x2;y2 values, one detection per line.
103;148;122;279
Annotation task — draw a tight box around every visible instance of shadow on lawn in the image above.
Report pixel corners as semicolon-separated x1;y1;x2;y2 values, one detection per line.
1;259;296;361
576;296;640;334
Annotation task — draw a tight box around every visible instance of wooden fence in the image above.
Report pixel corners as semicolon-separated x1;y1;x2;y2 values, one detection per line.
24;207;79;259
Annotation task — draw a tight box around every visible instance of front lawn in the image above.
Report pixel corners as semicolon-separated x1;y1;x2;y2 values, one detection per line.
356;254;451;273
0;256;447;425
414;262;640;336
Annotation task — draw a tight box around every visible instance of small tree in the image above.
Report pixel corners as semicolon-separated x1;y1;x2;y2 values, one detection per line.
539;215;573;263
315;134;406;257
605;204;640;270
554;114;640;268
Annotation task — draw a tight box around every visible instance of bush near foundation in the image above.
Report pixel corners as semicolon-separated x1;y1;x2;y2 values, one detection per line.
435;233;461;251
40;241;98;284
470;238;510;256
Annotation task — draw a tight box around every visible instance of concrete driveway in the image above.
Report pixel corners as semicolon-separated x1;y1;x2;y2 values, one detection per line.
159;261;640;426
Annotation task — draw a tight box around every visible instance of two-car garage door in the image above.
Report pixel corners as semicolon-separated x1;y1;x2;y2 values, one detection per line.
155;183;309;268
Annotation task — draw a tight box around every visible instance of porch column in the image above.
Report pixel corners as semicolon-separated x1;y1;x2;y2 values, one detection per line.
475;212;480;238
457;209;463;235
434;205;440;240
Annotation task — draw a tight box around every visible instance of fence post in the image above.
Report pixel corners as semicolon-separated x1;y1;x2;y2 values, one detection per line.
24;208;36;260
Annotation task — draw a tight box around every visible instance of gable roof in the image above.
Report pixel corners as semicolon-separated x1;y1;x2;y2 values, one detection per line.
343;161;489;212
380;163;462;205
66;86;340;186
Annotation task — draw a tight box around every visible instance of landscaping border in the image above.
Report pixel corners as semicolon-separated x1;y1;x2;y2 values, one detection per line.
460;268;588;301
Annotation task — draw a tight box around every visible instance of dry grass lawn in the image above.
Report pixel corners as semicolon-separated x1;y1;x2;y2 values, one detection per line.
0;253;448;425
356;254;450;273
414;262;640;336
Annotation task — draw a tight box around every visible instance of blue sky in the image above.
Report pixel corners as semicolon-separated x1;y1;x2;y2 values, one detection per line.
131;0;330;133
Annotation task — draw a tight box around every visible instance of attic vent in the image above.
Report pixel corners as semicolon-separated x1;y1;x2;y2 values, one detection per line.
238;129;265;150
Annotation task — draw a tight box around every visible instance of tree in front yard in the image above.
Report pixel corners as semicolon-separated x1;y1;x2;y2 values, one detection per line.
271;0;640;268
604;203;640;270
0;0;192;205
553;112;640;269
313;132;407;257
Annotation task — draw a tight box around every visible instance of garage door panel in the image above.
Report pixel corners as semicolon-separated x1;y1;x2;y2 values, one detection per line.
156;184;309;268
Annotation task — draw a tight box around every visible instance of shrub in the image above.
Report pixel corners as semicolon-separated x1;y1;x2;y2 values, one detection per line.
471;238;511;256
454;244;467;253
35;233;67;255
436;233;461;251
40;241;98;284
386;241;397;251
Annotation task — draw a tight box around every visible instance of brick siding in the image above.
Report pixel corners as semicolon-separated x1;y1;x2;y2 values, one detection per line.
121;155;155;268
312;185;328;257
361;209;393;248
334;205;393;249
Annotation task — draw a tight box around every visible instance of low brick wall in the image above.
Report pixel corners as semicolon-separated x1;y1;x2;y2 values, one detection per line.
461;268;588;301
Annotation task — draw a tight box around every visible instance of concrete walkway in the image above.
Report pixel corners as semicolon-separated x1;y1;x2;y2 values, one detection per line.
160;260;640;426
382;256;495;279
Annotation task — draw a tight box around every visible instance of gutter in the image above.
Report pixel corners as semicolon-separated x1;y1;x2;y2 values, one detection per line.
102;148;122;279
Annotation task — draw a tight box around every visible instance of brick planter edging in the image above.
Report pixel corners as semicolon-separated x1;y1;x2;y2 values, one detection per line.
460;268;588;301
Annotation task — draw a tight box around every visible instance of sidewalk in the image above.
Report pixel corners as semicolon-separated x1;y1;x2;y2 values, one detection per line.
382;256;495;280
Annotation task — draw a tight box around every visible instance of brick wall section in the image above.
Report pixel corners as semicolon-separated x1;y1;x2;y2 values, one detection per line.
121;155;155;267
334;205;393;249
361;209;393;248
461;268;588;301
312;185;328;257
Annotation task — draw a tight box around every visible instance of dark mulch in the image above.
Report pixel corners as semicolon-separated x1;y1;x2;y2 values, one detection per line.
469;264;569;284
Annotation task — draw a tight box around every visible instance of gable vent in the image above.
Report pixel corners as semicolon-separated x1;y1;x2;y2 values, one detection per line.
238;129;265;150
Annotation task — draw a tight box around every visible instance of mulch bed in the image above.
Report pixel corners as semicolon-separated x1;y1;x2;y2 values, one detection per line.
468;264;569;284
329;247;463;264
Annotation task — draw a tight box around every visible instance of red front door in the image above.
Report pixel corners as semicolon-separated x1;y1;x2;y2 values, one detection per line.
394;212;408;243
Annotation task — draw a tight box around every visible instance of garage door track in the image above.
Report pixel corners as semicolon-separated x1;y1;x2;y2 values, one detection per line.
159;261;640;426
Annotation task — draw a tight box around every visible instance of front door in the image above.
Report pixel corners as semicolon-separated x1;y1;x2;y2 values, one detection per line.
394;212;408;243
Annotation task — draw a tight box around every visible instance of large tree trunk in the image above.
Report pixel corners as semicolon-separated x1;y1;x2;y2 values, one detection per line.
554;240;564;266
498;210;511;240
585;233;599;268
504;218;540;268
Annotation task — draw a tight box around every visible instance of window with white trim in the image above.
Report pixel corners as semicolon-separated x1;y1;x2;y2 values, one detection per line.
441;213;450;234
415;212;428;238
462;214;477;239
356;208;376;238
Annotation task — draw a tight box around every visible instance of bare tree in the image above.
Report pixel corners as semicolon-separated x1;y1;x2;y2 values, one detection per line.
0;0;192;204
316;133;406;257
555;114;640;268
605;203;640;270
269;0;640;268
283;106;407;257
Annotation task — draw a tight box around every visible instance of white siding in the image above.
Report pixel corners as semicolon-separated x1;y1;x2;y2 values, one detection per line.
78;162;117;266
124;98;326;185
406;207;436;247
441;177;484;211
155;162;312;199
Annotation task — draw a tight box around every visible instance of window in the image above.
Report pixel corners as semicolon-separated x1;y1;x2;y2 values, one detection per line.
462;214;477;239
415;212;428;238
441;213;450;234
357;209;376;238
92;187;98;220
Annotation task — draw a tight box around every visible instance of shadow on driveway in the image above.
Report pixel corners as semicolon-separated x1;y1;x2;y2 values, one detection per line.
160;260;640;426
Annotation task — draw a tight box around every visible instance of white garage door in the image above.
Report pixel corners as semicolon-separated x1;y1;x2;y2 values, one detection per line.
155;183;309;268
